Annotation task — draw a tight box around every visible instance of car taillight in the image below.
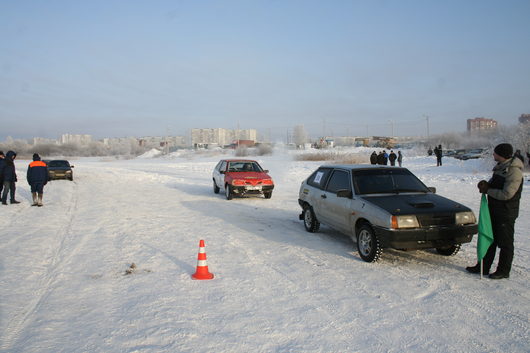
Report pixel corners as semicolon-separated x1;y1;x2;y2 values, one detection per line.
232;179;246;186
262;179;273;185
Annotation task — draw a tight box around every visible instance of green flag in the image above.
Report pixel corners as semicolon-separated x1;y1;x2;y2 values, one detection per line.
477;194;494;261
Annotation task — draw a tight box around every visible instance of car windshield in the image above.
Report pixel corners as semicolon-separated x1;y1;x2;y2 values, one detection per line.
48;160;70;167
353;169;429;195
227;162;262;172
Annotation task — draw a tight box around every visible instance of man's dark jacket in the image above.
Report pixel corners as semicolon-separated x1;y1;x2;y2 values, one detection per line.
27;158;48;185
2;151;17;182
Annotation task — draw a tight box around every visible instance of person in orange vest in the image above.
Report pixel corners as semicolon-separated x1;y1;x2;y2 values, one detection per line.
27;153;48;206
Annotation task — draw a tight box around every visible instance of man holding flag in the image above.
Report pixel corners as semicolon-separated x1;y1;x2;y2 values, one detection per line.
466;143;524;279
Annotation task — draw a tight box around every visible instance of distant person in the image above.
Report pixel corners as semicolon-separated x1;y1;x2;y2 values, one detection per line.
513;149;524;164
370;151;378;165
377;151;385;165
466;143;523;279
383;150;389;165
397;151;403;167
27;153;48;207
434;145;443;166
0;151;5;198
388;150;397;166
427;147;433;156
1;151;20;205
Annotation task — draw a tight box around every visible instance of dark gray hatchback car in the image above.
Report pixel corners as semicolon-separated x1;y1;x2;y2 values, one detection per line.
47;160;74;181
298;165;478;262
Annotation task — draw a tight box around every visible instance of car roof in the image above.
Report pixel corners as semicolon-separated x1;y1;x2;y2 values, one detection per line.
318;164;409;171
222;159;258;162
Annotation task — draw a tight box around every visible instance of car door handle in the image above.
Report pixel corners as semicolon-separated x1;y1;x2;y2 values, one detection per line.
321;194;327;199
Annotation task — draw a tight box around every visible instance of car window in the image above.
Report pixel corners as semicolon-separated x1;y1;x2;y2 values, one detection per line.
326;170;351;193
307;168;333;190
215;161;222;171
227;162;262;172
219;161;227;171
48;161;70;167
353;169;429;195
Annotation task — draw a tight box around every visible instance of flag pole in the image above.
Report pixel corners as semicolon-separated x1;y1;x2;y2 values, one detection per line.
480;261;483;280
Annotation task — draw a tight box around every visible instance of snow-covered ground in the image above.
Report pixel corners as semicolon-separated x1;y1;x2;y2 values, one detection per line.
1;148;529;353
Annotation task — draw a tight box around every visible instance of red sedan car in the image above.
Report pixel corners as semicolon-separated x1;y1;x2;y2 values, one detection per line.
212;159;274;200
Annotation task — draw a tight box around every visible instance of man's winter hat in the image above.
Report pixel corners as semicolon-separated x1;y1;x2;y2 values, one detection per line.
32;153;40;161
494;143;513;159
0;151;4;156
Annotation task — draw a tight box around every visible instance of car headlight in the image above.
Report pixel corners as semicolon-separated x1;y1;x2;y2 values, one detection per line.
455;212;476;225
391;215;420;229
262;179;273;185
232;179;246;186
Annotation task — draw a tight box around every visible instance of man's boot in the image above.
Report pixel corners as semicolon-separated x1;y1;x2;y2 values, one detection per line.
32;192;38;206
466;263;489;275
37;193;43;207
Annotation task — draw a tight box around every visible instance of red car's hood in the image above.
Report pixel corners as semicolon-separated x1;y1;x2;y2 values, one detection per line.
226;171;272;180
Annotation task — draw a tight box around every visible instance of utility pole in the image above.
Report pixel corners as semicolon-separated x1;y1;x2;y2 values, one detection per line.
237;121;240;148
424;115;430;143
165;127;169;155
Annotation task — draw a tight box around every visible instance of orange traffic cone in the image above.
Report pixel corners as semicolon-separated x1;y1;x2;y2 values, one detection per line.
192;240;214;280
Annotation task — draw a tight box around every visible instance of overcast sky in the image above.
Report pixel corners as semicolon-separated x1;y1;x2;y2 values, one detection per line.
1;0;529;141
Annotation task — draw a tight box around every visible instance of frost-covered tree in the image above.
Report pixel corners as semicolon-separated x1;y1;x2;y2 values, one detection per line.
293;125;308;148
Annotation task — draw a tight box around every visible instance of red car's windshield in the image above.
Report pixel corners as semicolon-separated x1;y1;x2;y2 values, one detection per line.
227;162;263;172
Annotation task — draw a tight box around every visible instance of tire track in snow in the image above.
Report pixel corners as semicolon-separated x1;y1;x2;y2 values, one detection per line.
1;182;80;351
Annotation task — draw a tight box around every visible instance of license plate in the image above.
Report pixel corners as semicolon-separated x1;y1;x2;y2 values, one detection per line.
246;186;262;191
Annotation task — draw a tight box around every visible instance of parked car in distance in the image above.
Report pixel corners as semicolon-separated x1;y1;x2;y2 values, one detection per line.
452;149;467;159
47;160;74;181
298;165;477;262
459;148;487;160
213;159;274;200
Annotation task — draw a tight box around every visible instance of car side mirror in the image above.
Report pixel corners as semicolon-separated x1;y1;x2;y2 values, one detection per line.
71;165;74;168
336;189;353;198
220;170;225;174
263;170;269;173
428;187;436;193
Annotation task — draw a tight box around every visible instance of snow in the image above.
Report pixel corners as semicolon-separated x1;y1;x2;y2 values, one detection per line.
137;149;163;159
1;149;529;353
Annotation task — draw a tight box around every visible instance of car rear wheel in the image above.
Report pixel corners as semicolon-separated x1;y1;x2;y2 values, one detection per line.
225;184;233;200
435;244;461;256
213;180;220;194
264;191;272;199
356;224;382;262
302;205;320;232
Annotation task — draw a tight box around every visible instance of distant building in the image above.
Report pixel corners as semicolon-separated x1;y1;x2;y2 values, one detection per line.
33;137;58;145
191;128;257;147
467;118;497;133
60;134;92;145
139;136;187;149
519;113;530;124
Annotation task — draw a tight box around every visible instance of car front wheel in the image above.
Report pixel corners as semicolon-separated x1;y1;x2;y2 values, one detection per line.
225;184;233;200
435;244;461;256
356;224;382;262
302;205;320;232
264;191;272;199
213;180;220;194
